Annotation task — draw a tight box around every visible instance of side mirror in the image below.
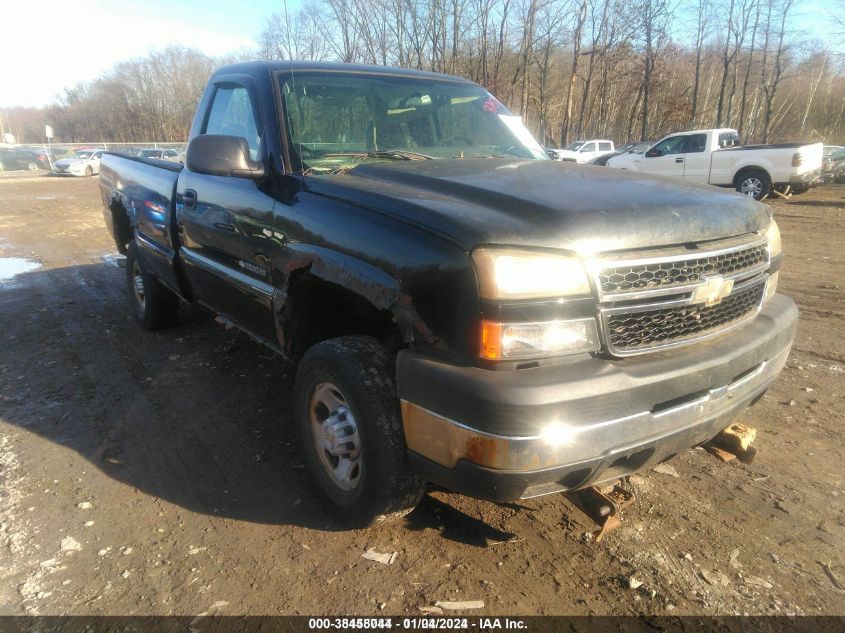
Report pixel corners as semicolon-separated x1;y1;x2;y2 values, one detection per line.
186;135;265;179
645;148;660;158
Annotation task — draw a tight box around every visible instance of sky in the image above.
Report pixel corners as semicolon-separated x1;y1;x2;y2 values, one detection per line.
0;0;294;107
0;0;837;108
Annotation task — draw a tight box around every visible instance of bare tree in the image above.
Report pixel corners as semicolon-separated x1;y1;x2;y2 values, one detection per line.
7;0;845;150
688;0;712;127
560;0;588;146
635;0;673;140
759;0;796;142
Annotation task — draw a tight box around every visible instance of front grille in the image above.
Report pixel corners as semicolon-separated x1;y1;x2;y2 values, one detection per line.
599;243;767;295
605;282;765;353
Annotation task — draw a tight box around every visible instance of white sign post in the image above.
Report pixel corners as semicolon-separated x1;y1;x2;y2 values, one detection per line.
45;126;54;169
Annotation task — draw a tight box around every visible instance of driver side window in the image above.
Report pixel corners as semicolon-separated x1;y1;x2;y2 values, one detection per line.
581;142;597;152
649;136;685;156
205;85;261;161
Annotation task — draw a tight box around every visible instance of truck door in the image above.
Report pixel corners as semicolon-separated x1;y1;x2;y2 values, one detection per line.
640;135;686;179
176;79;277;344
578;142;597;162
680;133;710;183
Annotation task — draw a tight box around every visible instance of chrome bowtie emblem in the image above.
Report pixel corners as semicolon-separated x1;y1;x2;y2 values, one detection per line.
692;275;734;306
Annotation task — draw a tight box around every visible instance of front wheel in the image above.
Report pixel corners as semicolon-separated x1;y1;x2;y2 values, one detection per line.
125;240;180;329
294;336;425;527
84;165;93;177
27;161;38;171
736;170;771;201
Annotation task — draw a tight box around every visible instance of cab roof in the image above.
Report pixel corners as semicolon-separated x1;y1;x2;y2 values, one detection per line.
212;61;476;85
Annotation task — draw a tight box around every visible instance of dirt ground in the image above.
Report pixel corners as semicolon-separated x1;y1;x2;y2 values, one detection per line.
0;173;842;617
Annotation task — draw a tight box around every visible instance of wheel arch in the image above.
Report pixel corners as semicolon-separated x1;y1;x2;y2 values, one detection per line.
732;165;772;187
273;246;436;359
108;193;134;255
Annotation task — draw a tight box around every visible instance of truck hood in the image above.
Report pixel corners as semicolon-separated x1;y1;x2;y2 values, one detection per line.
306;159;771;253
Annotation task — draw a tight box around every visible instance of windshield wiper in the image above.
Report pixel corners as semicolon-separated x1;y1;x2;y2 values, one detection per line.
370;149;434;160
323;150;434;161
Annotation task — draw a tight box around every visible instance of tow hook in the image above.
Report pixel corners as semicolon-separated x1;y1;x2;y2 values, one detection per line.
566;483;636;542
705;422;758;464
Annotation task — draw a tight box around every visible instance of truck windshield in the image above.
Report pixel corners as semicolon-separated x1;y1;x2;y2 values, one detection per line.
278;72;548;175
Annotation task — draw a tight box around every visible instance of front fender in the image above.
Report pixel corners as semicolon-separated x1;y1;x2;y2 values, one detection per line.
273;243;438;349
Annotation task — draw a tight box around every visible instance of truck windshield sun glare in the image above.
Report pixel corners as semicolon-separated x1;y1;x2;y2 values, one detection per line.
279;72;549;174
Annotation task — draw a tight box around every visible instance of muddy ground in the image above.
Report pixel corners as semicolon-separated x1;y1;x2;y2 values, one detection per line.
0;174;843;617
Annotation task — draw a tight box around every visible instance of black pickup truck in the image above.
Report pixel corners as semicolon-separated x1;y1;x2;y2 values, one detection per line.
100;61;797;527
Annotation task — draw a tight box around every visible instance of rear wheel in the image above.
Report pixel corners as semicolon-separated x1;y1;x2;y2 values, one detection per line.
27;161;38;171
294;336;424;527
126;240;180;329
736;170;771;201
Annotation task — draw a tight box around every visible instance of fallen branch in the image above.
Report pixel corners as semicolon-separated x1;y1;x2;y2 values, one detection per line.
820;561;845;591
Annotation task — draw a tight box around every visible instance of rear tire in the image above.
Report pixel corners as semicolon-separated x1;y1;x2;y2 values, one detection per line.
736;170;771;201
294;336;424;527
126;240;180;330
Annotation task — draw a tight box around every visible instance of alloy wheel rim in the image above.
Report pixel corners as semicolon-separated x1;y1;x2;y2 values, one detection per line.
740;177;763;197
309;381;362;491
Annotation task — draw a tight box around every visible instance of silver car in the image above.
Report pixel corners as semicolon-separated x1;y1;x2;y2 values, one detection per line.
53;149;104;176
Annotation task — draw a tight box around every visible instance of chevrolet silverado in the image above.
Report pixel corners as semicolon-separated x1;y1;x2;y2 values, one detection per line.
100;62;798;527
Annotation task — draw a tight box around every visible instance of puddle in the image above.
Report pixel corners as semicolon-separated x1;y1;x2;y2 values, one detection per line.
0;258;42;281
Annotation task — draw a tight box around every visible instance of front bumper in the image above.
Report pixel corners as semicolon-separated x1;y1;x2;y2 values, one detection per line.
397;294;797;502
53;164;86;176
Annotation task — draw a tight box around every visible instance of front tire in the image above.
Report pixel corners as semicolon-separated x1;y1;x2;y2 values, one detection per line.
294;336;424;527
126;240;180;329
736;170;771;201
85;165;93;177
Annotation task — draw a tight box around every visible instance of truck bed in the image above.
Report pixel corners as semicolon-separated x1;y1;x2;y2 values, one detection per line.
99;152;184;295
719;143;807;151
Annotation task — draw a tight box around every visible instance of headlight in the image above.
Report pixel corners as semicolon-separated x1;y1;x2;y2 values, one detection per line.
766;220;781;259
480;318;600;360
472;248;592;299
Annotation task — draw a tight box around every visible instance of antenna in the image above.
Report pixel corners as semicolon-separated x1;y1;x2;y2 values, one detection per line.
282;0;294;61
282;0;304;189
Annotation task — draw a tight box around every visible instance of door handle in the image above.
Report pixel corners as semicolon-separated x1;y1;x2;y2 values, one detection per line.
182;189;197;210
675;157;684;163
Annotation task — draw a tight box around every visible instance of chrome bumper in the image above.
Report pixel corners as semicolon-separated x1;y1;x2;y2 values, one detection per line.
402;342;788;475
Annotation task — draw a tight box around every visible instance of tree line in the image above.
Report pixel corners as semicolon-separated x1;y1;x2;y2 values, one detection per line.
3;0;843;147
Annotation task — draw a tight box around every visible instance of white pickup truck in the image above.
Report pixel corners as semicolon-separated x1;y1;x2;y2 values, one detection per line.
552;139;615;163
606;128;822;200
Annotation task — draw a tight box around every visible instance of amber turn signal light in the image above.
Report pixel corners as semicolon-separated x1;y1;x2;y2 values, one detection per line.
480;320;503;360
